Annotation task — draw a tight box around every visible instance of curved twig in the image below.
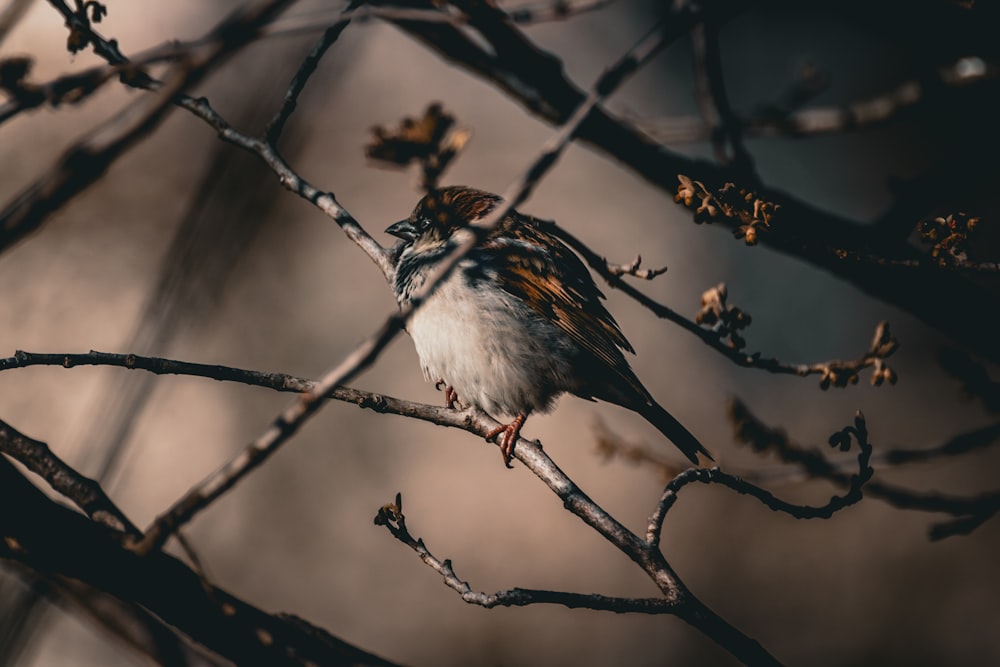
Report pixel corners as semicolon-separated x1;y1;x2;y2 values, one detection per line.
374;493;674;614
542;220;899;385
647;412;873;547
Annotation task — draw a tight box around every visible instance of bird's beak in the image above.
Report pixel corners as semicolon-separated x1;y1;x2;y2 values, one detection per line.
385;219;419;241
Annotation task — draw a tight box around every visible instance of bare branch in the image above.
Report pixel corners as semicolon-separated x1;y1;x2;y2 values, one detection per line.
389;2;1000;364
503;0;621;23
647;411;873;547
0;0;297;253
264;1;363;146
541;219;900;385
374;493;676;614
0;457;403;667
0;419;138;537
729;399;1000;539
636;56;999;142
690;11;754;174
45;0;145;72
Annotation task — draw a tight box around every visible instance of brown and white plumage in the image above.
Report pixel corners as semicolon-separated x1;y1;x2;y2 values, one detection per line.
387;186;711;466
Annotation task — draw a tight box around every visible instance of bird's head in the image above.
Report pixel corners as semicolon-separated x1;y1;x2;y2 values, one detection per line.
386;186;503;251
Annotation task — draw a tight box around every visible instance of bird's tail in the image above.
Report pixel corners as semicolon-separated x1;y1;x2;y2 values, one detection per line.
637;400;713;465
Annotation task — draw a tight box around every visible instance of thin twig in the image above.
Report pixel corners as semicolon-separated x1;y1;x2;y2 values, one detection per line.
541;220;899;386
638;56;999;143
829;249;1000;274
264;0;364;145
690;12;754;174
647;411;873;547
374;493;675;614
0;0;297;253
504;0;620;23
729;399;1000;539
178;94;395;279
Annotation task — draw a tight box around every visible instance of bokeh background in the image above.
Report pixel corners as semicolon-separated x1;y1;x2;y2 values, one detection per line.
1;1;999;665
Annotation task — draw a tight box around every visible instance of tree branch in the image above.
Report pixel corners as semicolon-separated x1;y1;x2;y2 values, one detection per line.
0;456;403;667
729;399;1000;539
0;418;139;537
374;493;676;614
388;0;1000;363
636;56;998;142
647;411;873;547
540;219;899;385
0;0;297;253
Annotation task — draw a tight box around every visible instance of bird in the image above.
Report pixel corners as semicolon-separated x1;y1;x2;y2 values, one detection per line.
386;186;711;468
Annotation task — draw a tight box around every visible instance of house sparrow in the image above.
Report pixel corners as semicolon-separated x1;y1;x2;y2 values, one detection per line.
387;186;711;467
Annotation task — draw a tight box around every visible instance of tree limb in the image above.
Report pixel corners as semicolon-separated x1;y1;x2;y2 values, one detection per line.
0;456;404;667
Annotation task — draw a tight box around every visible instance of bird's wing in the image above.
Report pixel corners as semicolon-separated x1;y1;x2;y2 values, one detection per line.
482;217;650;398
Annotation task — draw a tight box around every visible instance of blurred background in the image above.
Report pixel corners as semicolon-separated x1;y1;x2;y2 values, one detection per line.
1;0;999;665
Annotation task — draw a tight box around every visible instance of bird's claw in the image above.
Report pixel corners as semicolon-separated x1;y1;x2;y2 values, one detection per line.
484;413;527;468
435;379;459;409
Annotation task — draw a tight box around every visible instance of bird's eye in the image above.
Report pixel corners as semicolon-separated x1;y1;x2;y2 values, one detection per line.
416;215;433;231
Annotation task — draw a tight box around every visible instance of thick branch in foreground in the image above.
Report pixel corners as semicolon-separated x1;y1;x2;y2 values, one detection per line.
0;456;401;667
3;562;219;666
0;418;138;536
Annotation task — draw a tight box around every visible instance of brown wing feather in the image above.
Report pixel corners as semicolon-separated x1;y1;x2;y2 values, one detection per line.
485;216;651;400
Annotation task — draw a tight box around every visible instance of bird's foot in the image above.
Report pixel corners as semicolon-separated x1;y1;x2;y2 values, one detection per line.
434;379;459;409
485;413;527;468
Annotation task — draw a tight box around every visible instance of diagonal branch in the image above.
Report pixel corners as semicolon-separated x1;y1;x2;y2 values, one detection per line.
0;0;297;252
264;0;364;145
637;56;999;142
0;419;139;537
